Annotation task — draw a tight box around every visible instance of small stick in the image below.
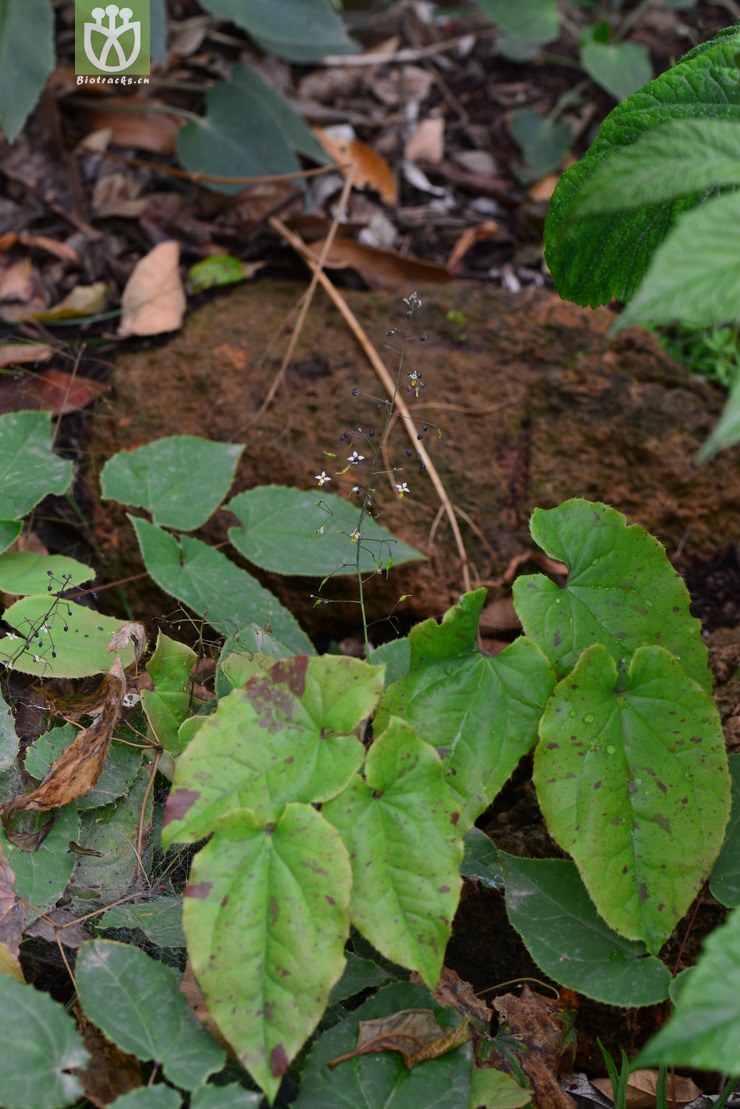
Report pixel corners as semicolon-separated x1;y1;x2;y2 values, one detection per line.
269;215;473;594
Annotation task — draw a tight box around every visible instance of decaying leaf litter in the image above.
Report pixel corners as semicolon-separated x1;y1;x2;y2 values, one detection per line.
0;2;739;1107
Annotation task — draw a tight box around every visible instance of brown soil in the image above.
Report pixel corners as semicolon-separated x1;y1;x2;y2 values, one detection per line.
87;279;740;651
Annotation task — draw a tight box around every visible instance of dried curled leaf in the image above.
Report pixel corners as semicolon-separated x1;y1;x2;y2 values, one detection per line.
0;658;127;819
0;844;23;963
330;1007;470;1070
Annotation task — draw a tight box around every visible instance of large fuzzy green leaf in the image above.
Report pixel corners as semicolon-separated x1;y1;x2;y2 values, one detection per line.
131;516;313;654
227;485;424;576
323;718;463;986
615;190;740;330
0;411;73;520
76;940;225;1090
162;654;383;843
635;904;740;1071
0;977;88;1109
534;644;730;953
503;854;671;1005
375;589;555;833
0;0;55;142
101;436;243;531
696;371;740;462
198;0;357;62
183;803;351;1103
0;597;136;679
544;25;740;306
513;499;710;690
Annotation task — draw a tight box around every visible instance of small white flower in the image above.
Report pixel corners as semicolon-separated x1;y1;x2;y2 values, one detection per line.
352;485;361;495
350;530;361;543
347;451;365;464
315;471;331;486
395;482;410;498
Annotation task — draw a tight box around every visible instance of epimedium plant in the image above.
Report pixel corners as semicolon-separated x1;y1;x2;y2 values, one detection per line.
0;386;737;1104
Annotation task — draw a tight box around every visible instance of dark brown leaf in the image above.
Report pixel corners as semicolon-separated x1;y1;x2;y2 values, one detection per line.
75;1005;143;1108
307;236;454;293
0;369;108;416
491;988;577;1109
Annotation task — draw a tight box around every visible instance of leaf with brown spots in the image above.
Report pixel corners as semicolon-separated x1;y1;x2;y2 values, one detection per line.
0;658;127;819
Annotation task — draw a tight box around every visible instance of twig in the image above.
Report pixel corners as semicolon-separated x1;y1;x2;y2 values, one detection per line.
253;165;356;424
269;215;473;594
320;27;497;67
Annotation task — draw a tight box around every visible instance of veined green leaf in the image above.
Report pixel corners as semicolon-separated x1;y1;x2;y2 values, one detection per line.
0;552;93;596
183;803;351;1102
0;597;136;679
227;485;424;576
534;644;730;953
101;436;243;530
375;589;555;832
0;0;55;142
163;654;384;843
503;854;671;1005
323;718;463;986
76;940;225;1090
0;977;88;1109
615;191;740;331
0;411;73;520
545;26;740;306
131;516;314;654
635;904;740;1071
513;498;710;690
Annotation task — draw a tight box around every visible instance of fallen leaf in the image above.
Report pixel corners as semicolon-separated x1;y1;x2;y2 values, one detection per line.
315;125;397;205
0;370;107;416
118;241;186;337
0;657;127;817
25;906;90;948
0;258;47;319
75;1005;143;1108
492;988;577;1109
0;844;23;962
0;941;24;981
448;221;501;272
404;116;445;164
107;621;147;665
307;235;453;292
19;233;81;264
329;1008;470;1070
31;283;108;322
592;1069;702;1108
371;65;435;107
79;98;180;156
0;343;53;368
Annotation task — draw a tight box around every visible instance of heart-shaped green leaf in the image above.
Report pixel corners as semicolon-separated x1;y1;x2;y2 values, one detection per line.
101;437;243;530
0;977;88;1109
375;589;555;832
76;940;225;1090
183;803;351;1102
323;718;463;985
534;643;730;952
227;485;424;576
0;412;73;520
163;654;384;843
513;499;710;690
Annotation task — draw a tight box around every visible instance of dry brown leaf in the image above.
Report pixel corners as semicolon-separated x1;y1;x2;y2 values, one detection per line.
329;1008;470;1070
448;221;500;272
307;235;453;293
0;369;108;416
80;99;180;156
75;1005;143;1108
315;126;397;205
404;116;445;164
492;988;577;1109
0;658;127;817
0;844;23;961
108;621;147;665
0;343;53;368
592;1070;702;1108
118;241;186;337
32;282;108;322
0;257;47;320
